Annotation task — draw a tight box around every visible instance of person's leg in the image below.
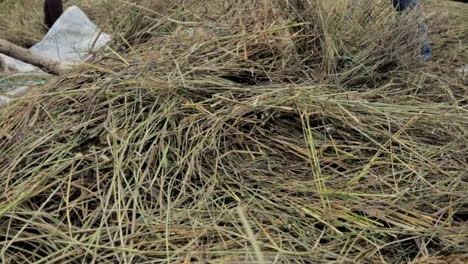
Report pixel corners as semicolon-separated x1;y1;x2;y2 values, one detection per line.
392;0;420;12
44;0;63;30
392;0;432;61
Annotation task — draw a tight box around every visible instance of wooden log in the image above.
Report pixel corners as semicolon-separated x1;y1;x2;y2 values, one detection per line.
0;39;68;75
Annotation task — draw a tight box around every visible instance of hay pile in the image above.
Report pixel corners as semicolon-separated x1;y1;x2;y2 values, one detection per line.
0;0;467;263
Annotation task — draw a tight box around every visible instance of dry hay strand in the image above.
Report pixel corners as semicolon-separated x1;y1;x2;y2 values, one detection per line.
0;0;467;263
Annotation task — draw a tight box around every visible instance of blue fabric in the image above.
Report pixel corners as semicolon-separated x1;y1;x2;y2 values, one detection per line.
392;0;432;61
392;0;420;12
420;31;432;62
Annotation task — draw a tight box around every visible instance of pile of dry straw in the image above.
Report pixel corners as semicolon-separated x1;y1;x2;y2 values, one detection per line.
0;0;466;263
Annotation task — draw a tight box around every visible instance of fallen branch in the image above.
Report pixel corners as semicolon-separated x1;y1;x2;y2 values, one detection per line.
0;56;5;72
0;39;68;75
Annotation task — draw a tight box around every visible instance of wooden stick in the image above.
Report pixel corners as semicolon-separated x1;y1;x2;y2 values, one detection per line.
0;39;68;75
0;56;4;71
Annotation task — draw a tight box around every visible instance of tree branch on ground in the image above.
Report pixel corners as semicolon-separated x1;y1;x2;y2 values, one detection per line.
0;38;68;75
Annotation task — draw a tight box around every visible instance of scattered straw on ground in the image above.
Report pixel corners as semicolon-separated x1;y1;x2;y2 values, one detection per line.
0;0;467;263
